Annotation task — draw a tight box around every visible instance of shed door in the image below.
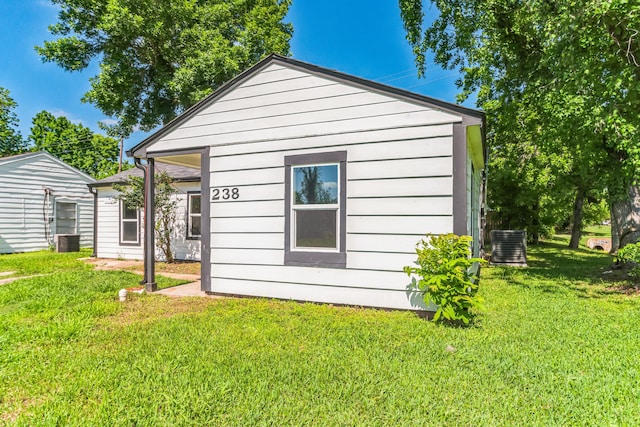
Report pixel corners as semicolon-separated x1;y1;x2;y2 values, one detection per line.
56;202;77;234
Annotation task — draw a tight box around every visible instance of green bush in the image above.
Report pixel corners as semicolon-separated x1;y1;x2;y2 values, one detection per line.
616;242;640;281
404;234;486;324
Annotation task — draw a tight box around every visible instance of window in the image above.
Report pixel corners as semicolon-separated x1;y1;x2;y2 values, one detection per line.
285;151;346;268
187;192;201;239
120;201;140;245
55;202;77;234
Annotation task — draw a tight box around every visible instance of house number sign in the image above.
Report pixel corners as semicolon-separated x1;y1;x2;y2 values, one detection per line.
211;187;240;201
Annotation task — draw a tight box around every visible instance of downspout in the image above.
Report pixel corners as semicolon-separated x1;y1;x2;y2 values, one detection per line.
88;185;97;257
134;157;157;292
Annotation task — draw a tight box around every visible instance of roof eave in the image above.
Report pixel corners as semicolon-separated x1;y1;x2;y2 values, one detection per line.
88;176;201;188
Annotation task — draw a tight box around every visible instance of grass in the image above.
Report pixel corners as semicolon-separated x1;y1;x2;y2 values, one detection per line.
0;250;190;290
1;241;639;426
580;224;612;248
0;249;93;277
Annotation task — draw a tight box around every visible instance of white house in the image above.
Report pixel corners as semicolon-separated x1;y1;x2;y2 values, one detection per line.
127;55;487;311
0;151;95;254
89;163;201;261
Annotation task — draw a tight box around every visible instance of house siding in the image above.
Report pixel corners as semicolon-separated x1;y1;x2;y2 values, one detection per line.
95;183;201;261
0;153;94;254
146;64;460;152
133;57;486;312
145;64;460;310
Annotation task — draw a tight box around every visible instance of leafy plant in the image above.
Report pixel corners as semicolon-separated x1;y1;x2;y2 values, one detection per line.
616;242;640;282
113;171;179;263
404;234;486;324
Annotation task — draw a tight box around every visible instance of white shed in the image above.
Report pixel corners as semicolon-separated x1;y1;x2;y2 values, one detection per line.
128;55;487;311
0;151;95;253
89;163;201;261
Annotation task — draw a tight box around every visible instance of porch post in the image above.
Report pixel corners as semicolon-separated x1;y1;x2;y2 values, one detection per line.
135;157;157;292
144;158;157;291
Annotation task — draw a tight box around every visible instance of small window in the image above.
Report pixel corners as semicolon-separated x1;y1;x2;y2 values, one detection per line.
187;192;201;239
120;201;140;245
56;202;77;234
285;151;346;268
292;164;339;250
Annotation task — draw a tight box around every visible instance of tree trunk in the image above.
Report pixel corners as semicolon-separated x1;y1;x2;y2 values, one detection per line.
531;201;540;244
569;189;585;249
610;185;640;252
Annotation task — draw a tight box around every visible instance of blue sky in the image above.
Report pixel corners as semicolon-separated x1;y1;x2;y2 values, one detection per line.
0;0;469;154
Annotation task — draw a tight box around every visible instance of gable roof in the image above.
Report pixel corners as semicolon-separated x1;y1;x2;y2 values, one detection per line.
128;54;485;158
89;162;200;187
0;151;95;183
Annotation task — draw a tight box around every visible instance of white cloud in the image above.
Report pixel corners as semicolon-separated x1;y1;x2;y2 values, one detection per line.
322;181;337;190
100;118;118;127
50;109;86;126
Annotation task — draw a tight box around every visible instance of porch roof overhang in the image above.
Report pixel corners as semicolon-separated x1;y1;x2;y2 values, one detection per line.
145;152;201;169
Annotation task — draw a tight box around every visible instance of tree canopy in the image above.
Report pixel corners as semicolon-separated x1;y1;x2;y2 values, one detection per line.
0;87;27;157
399;0;640;247
29;111;120;179
37;0;293;135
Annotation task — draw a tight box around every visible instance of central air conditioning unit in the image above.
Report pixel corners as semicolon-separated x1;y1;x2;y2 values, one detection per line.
490;230;527;266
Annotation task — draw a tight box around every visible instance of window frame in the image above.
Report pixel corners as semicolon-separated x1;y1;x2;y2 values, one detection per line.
119;200;141;246
55;201;77;235
187;191;202;240
284;151;347;268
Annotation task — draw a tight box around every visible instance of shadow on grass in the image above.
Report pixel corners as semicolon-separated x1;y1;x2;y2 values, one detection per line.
489;239;627;299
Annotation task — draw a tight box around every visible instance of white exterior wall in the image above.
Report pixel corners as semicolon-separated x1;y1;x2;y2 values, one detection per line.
0;153;94;254
147;63;466;310
95;183;201;261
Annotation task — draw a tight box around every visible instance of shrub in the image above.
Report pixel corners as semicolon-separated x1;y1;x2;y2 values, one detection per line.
404;234;486;324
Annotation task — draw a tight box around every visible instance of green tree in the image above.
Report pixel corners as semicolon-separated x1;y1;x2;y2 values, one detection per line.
399;0;640;249
113;172;178;263
294;167;334;205
37;0;293;135
28;110;119;178
0;87;27;156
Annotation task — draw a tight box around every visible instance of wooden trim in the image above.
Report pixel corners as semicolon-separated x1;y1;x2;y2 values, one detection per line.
118;200;141;247
284;151;347;268
452;123;468;236
186;191;202;240
200;147;211;292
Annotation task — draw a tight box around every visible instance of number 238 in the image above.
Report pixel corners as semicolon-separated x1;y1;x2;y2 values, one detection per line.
212;187;239;201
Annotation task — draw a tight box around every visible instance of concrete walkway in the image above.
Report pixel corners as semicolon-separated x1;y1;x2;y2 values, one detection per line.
128;272;213;298
83;258;209;297
154;280;220;298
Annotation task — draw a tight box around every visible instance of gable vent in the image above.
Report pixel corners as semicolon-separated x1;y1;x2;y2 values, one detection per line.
490;230;527;266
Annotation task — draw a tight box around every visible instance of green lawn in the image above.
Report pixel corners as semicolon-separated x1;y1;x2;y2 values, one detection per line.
0;249;93;278
1;243;639;426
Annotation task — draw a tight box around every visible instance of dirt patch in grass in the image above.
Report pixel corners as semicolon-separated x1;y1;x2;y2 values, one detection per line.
600;263;640;294
84;258;200;275
101;293;214;329
608;283;640;295
1;396;43;424
155;260;200;275
0;410;18;423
